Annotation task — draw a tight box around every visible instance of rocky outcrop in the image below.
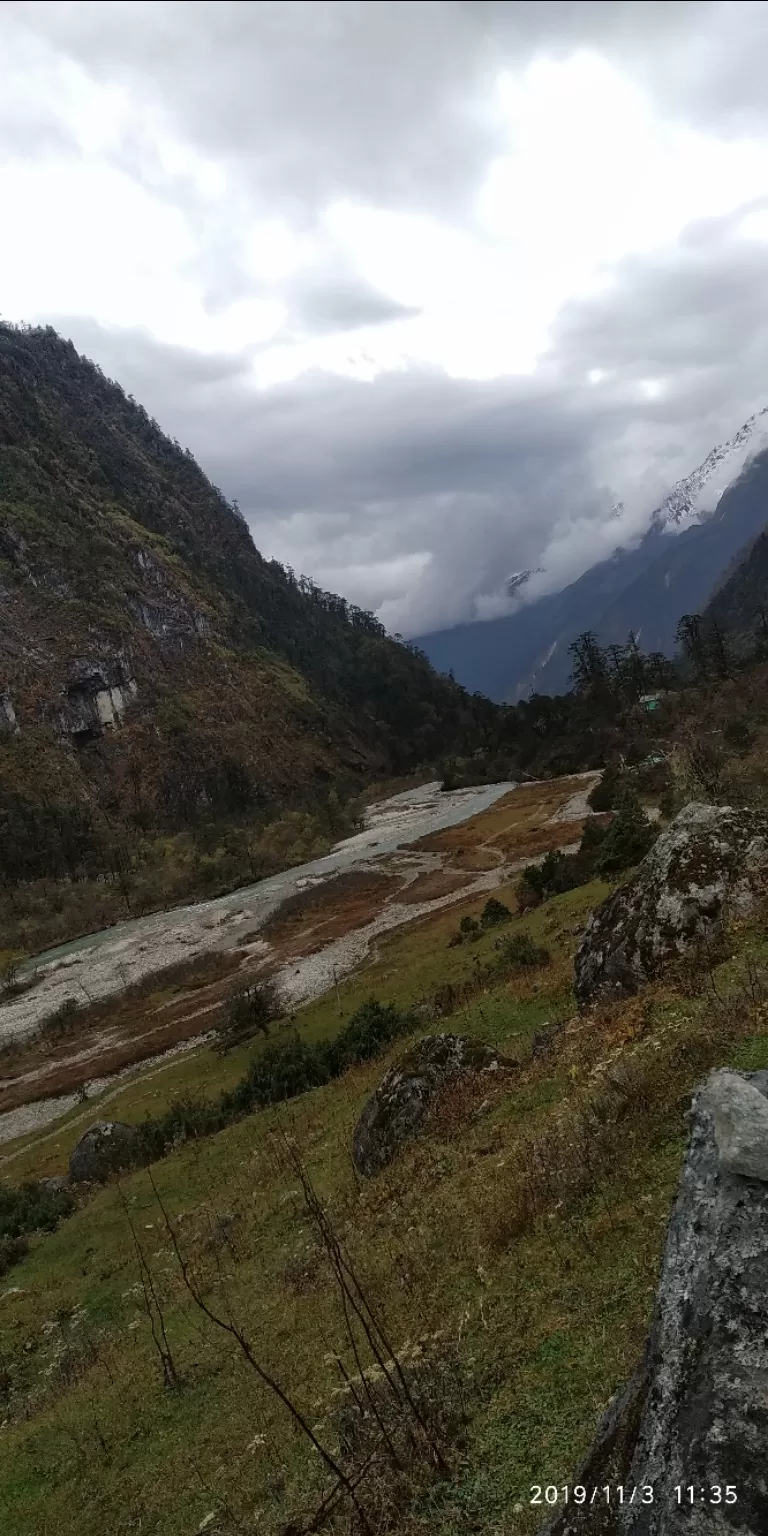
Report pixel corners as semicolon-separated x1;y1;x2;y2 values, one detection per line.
541;1069;768;1535
0;690;19;736
575;804;768;1006
68;1120;141;1183
53;659;138;744
352;1033;513;1176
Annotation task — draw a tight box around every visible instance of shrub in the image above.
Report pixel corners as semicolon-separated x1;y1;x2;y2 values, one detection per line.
40;997;80;1039
480;897;511;928
136;996;415;1159
459;915;479;938
0;1234;29;1276
578;815;609;856
135;1094;227;1160
215;977;284;1053
592;791;657;875
496;933;550;972
231;1035;332;1111
659;788;676;820
587;762;622;812
724;717;756;753
0;1179;75;1278
518;848;584;907
326;997;413;1074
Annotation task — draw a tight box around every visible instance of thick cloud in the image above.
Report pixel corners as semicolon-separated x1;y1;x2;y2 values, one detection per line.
5;2;768;637
62;192;768;637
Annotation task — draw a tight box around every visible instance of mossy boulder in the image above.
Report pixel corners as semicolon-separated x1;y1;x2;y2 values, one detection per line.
575;802;768;1007
68;1121;141;1184
352;1033;513;1176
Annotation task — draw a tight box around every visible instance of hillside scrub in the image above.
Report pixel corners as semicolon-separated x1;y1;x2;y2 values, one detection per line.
518;792;657;908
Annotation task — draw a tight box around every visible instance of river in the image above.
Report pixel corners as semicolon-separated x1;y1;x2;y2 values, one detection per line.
2;779;516;1047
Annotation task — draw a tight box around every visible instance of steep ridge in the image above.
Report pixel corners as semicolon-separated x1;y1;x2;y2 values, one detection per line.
0;322;484;875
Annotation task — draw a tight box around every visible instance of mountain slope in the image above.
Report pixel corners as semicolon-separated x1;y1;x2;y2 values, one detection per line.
417;415;768;701
0;322;484;881
702;525;768;651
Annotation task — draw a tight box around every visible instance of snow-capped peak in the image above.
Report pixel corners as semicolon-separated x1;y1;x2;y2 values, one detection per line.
505;568;543;598
651;406;768;533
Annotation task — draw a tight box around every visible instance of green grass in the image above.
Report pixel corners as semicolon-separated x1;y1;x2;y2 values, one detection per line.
5;877;768;1536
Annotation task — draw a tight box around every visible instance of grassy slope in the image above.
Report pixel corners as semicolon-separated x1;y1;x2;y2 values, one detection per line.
4;852;768;1536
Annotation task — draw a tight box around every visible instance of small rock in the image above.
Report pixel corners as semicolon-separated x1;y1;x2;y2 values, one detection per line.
37;1175;70;1196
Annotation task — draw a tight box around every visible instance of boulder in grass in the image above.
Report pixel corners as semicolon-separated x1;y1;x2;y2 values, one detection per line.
352;1033;514;1176
574;802;768;1006
68;1121;140;1184
540;1069;768;1536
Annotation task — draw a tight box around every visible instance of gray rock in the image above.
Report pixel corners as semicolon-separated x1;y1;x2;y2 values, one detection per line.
575;803;768;1006
702;1069;768;1181
68;1121;141;1184
37;1175;71;1196
352;1034;515;1177
541;1068;768;1536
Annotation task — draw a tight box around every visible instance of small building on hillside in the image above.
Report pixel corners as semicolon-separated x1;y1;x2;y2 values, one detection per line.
639;692;664;713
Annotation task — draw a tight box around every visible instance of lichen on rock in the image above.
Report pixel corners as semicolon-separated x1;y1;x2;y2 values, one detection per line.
352;1033;514;1177
540;1068;768;1536
574;803;768;1007
68;1120;141;1184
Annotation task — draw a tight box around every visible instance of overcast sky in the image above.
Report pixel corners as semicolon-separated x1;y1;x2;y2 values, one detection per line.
4;1;768;635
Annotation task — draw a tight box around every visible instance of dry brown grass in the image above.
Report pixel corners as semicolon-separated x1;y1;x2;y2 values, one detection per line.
407;777;595;875
0;951;244;1112
260;871;398;959
397;871;476;903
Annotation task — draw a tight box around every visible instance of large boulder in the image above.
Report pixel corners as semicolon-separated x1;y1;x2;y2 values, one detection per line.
541;1068;768;1536
575;803;768;1006
68;1120;140;1184
352;1033;513;1176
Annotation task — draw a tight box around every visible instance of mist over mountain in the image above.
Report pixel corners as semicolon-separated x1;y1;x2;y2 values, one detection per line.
417;415;768;701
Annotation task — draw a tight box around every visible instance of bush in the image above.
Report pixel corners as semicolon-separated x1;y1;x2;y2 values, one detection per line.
496;933;550;972
480;897;511;928
450;913;481;944
723;717;757;753
0;1179;75;1278
231;1035;332;1112
518;848;585;908
587;763;622;812
326;997;413;1074
135;1094;228;1160
659;788;676;820
0;1234;29;1276
136;996;416;1159
215;977;284;1054
592;791;657;875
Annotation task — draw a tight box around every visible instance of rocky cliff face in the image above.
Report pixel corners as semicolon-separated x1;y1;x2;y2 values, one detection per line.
543;1068;768;1536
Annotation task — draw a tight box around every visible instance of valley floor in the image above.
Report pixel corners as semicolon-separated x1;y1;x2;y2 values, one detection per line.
0;775;595;1149
3;771;766;1536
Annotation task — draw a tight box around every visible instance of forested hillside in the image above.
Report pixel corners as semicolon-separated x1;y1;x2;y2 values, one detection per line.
0;322;489;913
703;526;768;656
